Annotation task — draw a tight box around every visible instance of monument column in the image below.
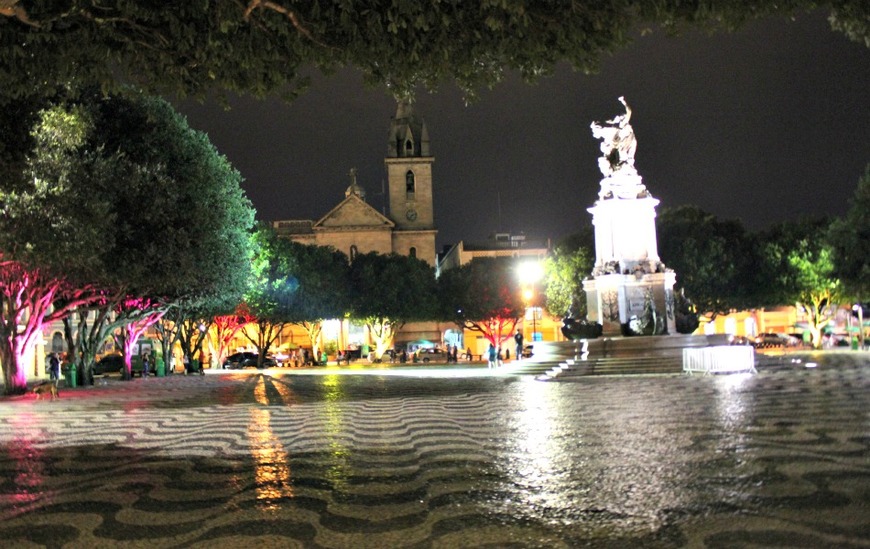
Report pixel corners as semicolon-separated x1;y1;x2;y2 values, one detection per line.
583;97;676;336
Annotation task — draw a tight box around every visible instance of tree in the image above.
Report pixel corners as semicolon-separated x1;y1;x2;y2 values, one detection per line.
270;238;351;361
543;229;594;319
759;218;842;349
0;259;99;392
207;307;253;369
0;90;254;392
829;164;870;299
439;257;525;350
657;205;756;319
349;252;437;359
242;224;322;367
0;3;866;103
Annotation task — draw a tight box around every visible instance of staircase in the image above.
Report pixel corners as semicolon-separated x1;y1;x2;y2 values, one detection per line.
535;355;682;380
507;335;730;381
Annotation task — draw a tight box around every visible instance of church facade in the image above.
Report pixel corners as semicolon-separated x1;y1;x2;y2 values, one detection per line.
272;102;437;266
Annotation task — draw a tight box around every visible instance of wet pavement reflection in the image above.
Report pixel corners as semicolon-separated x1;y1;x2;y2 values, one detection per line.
0;352;867;547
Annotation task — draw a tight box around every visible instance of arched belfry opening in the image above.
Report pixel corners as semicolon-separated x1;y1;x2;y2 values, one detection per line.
405;170;415;198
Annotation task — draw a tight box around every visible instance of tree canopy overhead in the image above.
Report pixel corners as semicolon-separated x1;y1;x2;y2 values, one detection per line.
1;1;866;102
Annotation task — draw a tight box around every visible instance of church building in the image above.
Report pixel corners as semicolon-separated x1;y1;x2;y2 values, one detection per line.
272;101;437;266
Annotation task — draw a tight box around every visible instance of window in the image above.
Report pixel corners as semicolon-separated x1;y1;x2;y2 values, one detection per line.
405;170;415;198
350;245;358;260
405;139;413;154
51;332;64;353
409;247;417;258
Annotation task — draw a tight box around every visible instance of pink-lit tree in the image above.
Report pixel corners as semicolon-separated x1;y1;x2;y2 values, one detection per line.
0;258;102;394
112;298;166;379
438;257;525;353
207;305;254;368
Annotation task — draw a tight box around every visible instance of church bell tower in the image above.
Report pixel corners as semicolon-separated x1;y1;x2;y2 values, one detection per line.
385;101;437;264
386;101;434;229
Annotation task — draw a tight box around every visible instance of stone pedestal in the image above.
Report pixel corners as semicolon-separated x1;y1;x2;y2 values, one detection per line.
588;194;660;274
583;271;676;336
583;191;675;336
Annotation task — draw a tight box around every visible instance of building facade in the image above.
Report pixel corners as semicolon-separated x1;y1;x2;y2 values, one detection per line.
273;102;437;266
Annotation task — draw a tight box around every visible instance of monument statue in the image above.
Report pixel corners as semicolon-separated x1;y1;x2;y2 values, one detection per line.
590;96;647;199
583;96;675;336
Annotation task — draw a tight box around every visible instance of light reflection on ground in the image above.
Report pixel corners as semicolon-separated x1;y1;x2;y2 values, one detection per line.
0;351;865;547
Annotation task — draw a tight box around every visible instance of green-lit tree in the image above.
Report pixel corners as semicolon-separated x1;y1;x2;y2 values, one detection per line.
349;252;436;359
439;257;525;350
241;226;350;366
241;229;350;361
657;205;757;320
0;3;866;103
543;229;594;319
759;218;842;349
0;90;254;392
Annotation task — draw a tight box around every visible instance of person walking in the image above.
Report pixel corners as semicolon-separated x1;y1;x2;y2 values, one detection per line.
48;353;60;385
514;329;524;361
487;344;497;369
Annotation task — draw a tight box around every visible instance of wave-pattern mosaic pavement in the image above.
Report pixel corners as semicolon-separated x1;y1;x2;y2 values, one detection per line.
0;353;867;547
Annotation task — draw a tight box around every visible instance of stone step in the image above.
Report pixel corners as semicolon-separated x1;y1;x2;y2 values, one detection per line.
507;360;564;376
539;356;682;380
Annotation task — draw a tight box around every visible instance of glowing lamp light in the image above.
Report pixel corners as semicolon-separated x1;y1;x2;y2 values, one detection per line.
517;261;544;285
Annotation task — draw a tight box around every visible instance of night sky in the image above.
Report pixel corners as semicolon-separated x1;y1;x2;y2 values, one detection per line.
175;11;869;250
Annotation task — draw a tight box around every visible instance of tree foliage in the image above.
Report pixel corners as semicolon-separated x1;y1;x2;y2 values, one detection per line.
349;252;437;358
439;257;525;348
246;228;351;359
758;218;841;348
0;2;866;103
828;164;870;299
543;229;594;319
657;205;756;318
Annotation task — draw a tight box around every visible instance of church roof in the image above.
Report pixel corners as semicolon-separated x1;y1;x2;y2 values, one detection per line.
313;193;394;230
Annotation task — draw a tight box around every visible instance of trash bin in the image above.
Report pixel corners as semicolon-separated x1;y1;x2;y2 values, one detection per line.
67;363;77;388
190;359;200;375
852;336;859;350
156;358;165;377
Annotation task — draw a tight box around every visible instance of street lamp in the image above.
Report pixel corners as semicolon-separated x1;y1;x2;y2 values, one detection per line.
518;261;544;342
523;287;538;340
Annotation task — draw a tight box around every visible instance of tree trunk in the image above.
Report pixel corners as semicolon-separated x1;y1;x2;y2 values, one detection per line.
0;336;27;395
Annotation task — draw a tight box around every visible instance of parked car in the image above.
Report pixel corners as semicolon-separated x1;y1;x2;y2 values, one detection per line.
222;352;277;369
94;353;125;375
728;335;753;346
415;348;450;363
753;333;798;348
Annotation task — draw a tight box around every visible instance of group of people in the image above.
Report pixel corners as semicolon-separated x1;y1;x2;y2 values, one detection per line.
445;345;460;363
486;330;526;369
